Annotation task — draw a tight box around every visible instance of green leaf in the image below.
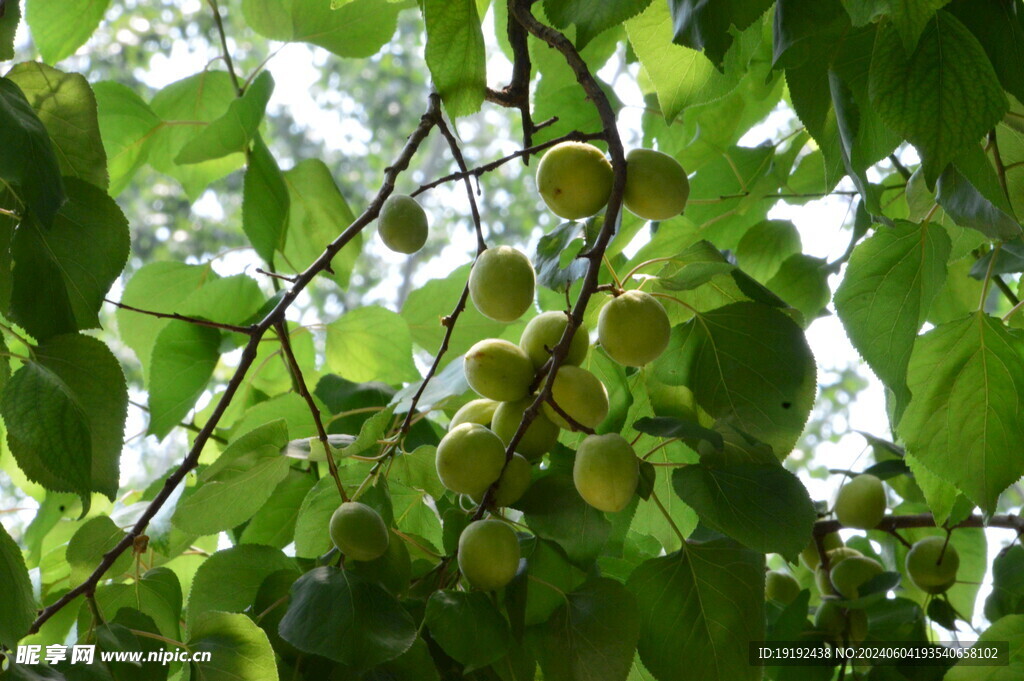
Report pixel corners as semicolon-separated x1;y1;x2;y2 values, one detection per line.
666;0;774;67
94;568;182;640
172;421;292;536
518;537;588;626
10;178;129;340
886;0;952;52
242;0;401;58
764;254;830;324
653;302;816;457
178;273;265;326
0;520;36;650
24;0;111;63
423;0;486;118
239;468;316;548
548;0;652;50
948;0;1024;104
683;145;777;245
148;70;244;200
671;456;816;559
66;516;132;585
147;321;220;439
632;415;723;451
946;614;1024;681
93;81;162;196
534;220;591;291
186;612;278;681
243;135;288;265
937;143;1022;241
117;262;215;379
0;0;20;60
773;0;849;67
626;0;738;123
735;220;802;283
1;333;126;499
176;71;274;164
279;566;417;669
294;476;346;558
653;240;733;292
186;544;297;629
281;158;360;288
530;578;640;681
326;305;419;385
900;314;1024;513
0;78;65;228
985;545;1024;622
869;11;1008;185
834;220;951;424
626;538;764;681
6;62;108;190
425;590;511;670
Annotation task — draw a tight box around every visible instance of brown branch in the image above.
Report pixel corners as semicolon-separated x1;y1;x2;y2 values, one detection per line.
255;267;297;283
106;299;255;335
544;396;595;435
275;321;348;501
813;513;1024;536
27;93;443;636
484;0;535;153
434;115;488;253
207;0;242;96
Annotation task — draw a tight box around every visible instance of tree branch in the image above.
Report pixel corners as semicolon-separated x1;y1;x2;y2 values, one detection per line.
813;513;1024;536
206;0;243;96
484;0;535;153
106;298;255;335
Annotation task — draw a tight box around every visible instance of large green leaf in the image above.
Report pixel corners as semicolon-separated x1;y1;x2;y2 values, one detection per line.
239;469;316;548
834;220;951;424
671;455;816;560
146;321;221;439
626;538;764;681
985;545;1024;623
900;314;1024;513
946;613;1024;681
10;178;129;340
1;333;126;499
666;0;774;67
242;0;401;58
547;0;652;49
425;590;511;670
326;305;419;385
176;71;274;164
423;0;486;118
25;0;111;63
869;10;1008;185
0;520;36;650
625;0;739;123
94;568;182;640
186;544;297;629
947;0;1024;104
886;0;953;52
186;612;278;681
279;566;417;669
936;143;1022;241
653;302;816;457
93;81;162;196
6;62;108;190
0;78;65;228
66;515;132;585
530;578;640;681
242;135;288;266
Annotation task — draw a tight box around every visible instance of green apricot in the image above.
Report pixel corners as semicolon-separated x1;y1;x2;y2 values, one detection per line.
536;141;613;220
435;423;506;496
329;502;390;561
834;474;887;529
765;570;801;605
543;365;609;430
458;519;521;590
815;548;863;595
597;290;671;367
377;194;428;254
800;532;844;570
573;433;639;512
519;311;589;369
464;339;535;402
623;148;690;221
471;453;533;507
469;246;536;323
449;398;498;430
905;536;959;594
815;600;868;643
830;556;883;599
491;397;559;461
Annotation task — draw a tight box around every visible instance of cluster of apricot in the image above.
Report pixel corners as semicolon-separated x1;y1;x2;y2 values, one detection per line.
330;141;691;590
764;474;961;644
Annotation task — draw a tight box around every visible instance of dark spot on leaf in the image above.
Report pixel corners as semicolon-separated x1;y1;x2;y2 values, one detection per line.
781;402;792;409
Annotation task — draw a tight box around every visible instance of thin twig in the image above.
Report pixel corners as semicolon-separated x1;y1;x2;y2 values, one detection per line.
435;115;488;253
106;299;255;335
207;0;243;96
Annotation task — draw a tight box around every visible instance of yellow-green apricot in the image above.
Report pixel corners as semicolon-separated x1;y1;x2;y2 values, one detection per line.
536;142;613;220
464;339;535;402
597;290;671;367
471;453;533;507
830;556;883;599
800;532;844;570
377;194;428;254
905;536;959;594
815;547;863;595
329;502;390;561
491;397;559;461
449;398;498;430
469;246;536;323
458;519;521;590
519;311;589;369
834;474;887;530
435;423;506;496
765;570;801;605
573;433;639;512
543;365;609;430
623;148;690;221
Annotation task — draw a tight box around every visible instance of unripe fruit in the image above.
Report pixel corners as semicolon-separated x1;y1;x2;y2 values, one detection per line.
471;453;532;507
377;194;428;254
765;571;801;605
815;547;863;595
830;556;883;599
623;148;690;221
329;502;390;561
815;600;867;643
597;290;671;367
543;365;609;430
491;398;559;461
464;339;535;402
834;474;887;529
905;536;959;594
469;246;536;323
573;433;639;512
450;398;498;430
458;519;521;590
536;142;613;220
435;423;506;496
800;532;844;570
519;311;589;369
